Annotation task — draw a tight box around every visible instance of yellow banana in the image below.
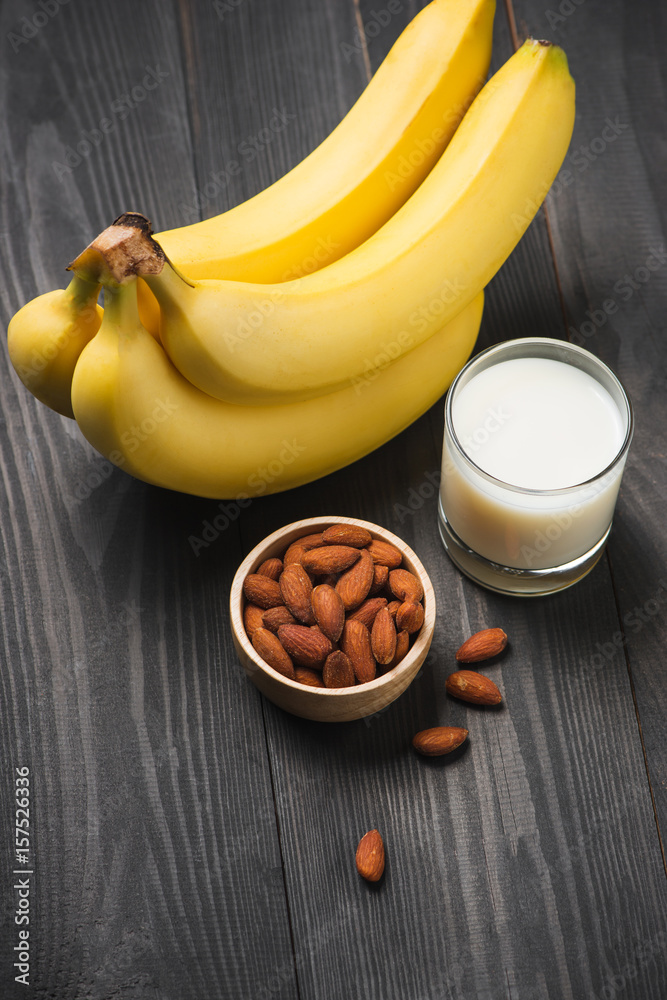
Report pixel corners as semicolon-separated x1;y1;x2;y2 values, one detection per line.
7;276;102;418
85;39;572;407
70;281;484;499
8;0;495;418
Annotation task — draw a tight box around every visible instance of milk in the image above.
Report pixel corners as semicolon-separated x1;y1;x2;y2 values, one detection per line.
440;344;632;584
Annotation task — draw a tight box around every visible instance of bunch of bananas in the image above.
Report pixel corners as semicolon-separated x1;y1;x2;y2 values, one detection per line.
8;0;575;499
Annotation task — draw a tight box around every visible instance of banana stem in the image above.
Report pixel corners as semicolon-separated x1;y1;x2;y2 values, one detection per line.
102;280;142;330
67;212;166;287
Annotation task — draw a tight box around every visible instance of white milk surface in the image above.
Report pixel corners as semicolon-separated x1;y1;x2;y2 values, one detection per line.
441;357;628;569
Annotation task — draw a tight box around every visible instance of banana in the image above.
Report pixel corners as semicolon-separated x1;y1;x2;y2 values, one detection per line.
7;276;102;418
80;39;573;407
70;280;484;499
8;0;495;418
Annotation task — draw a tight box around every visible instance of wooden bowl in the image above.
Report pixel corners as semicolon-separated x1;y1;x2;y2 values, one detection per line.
230;516;436;722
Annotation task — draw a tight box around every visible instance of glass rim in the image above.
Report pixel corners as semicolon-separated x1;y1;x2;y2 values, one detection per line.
444;337;634;498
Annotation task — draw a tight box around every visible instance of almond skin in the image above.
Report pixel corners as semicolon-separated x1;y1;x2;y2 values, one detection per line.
341;619;376;683
251;627;295;679
371;607;397;666
243;574;284;610
321;524;372;548
386;600;402;621
445;670;502;706
280;563;316;625
456;627;508;663
395;600;424;635
261;606;297;634
356;829;385;882
366;538;403;569
294;667;325;688
311;584;345;642
335;548;375;610
283;532;323;567
243;603;265;637
388;629;410;669
368;563;389;595
388;568;423;603
256;557;283;581
412;726;469;756
302;545;361;575
322;650;356;688
346;596;387;630
278;624;331;668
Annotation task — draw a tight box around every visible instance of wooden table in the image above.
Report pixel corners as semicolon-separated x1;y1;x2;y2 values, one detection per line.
2;1;666;997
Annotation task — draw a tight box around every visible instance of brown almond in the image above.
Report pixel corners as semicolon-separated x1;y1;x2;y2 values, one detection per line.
356;829;385;882
311;584;345;643
388;568;423;603
386;600;402;621
366;538;403;569
280;564;316;624
294;667;325;688
371;607;397;666
412;726;469;756
322;650;356;688
395;601;424;635
321;524;372;548
302;545;361;575
283;532;323;567
243;574;284;610
256;557;283;581
340;619;376;683
346;596;387;630
335;548;374;610
251;628;295;679
278;624;331;668
456;627;508;663
388;629;410;669
445;670;502;706
243;603;265;637
261;605;297;634
368;563;389;595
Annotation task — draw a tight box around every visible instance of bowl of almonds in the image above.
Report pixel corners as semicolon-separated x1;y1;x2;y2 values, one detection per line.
230;516;435;722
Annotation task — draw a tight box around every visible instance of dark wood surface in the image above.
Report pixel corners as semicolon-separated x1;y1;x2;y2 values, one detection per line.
1;1;666;997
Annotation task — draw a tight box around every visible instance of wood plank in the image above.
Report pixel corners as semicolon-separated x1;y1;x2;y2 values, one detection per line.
0;1;297;996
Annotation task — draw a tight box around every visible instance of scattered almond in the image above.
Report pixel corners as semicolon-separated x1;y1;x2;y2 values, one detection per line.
302;545;361;575
395;600;425;634
366;538;403;569
251;628;295;680
341;619;376;683
321;524;372;548
412;726;469;756
335;548;374;610
356;829;385;882
371;607;397;666
388;568;423;603
243;574;284;610
456;627;508;663
256;557;283;581
261;606;297;634
322;650;356;688
294;667;325;688
278;624;331;668
311;584;345;643
280;563;316;624
445;670;502;706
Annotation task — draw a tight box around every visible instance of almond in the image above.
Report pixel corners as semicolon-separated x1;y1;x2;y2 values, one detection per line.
243;574;284;610
412;726;469;756
283;532;323;567
280;564;316;624
311;584;345;642
356;829;385;882
456;627;508;663
321;524;372;548
445;670;502;706
294;667;325;688
322;650;355;688
395;600;424;635
302;545;361;575
371;607;397;666
366;538;402;569
346;596;387;630
368;563;389;595
386;600;401;621
388;568;423;603
243;603;265;637
261;605;297;634
278;624;331;668
335;548;374;610
251;627;295;679
388;629;410;669
256;557;283;581
341;620;376;683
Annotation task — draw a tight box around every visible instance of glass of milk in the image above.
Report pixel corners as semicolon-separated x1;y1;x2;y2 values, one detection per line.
439;338;633;596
